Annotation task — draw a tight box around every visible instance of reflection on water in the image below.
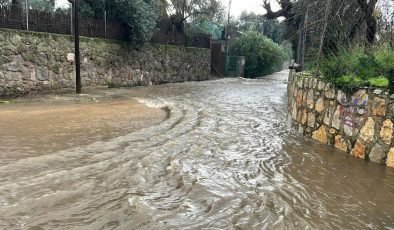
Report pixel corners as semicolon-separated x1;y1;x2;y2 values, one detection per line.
0;70;393;229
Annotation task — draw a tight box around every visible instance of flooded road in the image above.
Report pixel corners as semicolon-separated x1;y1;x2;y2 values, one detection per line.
0;70;394;229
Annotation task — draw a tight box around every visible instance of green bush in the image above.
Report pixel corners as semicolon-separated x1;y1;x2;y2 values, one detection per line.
231;31;286;78
320;44;393;89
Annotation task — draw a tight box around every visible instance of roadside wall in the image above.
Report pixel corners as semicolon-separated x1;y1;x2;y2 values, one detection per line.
288;70;394;168
0;29;211;97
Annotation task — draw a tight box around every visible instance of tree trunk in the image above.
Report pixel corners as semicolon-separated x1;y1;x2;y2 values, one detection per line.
365;14;377;44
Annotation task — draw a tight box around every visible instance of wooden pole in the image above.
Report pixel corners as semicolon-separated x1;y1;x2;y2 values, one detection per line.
74;0;81;94
300;6;308;71
316;0;332;75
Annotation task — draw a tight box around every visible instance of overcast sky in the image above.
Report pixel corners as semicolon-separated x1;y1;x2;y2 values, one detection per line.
222;0;281;18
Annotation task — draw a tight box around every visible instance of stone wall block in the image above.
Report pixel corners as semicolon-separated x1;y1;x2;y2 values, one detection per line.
296;90;303;107
307;90;314;109
352;89;368;106
312;125;328;144
380;119;393;145
337;90;348;105
301;109;308;125
308;112;316;128
332;106;342;130
308;78;313;88
318;81;325;91
291;101;297;120
313;79;318;89
335;135;350;152
315;97;325;114
297;76;303;88
324;85;335;99
303;78;309;89
369;143;386;164
323;107;333;126
372;97;386;116
351;140;366;159
359;117;375;143
387;148;394;168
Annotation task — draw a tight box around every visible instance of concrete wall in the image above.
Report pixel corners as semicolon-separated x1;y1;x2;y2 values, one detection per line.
288;70;394;168
0;29;211;97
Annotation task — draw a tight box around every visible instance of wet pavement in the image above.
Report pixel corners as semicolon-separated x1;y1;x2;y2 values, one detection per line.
0;70;393;229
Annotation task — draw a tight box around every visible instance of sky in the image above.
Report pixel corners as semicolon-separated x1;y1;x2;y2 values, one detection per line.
222;0;280;18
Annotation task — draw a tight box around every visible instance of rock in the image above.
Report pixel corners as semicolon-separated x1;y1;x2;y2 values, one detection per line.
301;109;308;125
313;79;318;89
10;34;21;45
303;91;307;104
332;106;342;130
36;67;49;81
380;119;393;145
291;101;297;120
298;126;304;134
307;90;314;109
318;81;325;90
67;53;75;63
323;107;333;125
352;89;368;106
344;117;354;137
308;112;316;128
337;90;348;105
296;90;303;107
297;77;303;88
297;110;302;123
324;87;335;99
369;143;386;164
373;89;383;95
351;140;366;159
303;78;309;88
359;117;375;143
309;78;313;88
372;97;386;116
387;148;394;168
335;135;349;152
315;97;325;113
312;126;328;144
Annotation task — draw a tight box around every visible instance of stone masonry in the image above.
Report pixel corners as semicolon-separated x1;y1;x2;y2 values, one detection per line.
0;29;211;97
288;70;394;168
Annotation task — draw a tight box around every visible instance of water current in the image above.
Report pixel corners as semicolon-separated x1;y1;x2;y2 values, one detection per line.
0;70;393;229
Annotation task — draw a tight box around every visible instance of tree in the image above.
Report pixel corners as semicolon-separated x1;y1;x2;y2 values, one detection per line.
232;31;286;77
77;0;158;44
356;0;378;44
29;0;55;11
168;0;224;33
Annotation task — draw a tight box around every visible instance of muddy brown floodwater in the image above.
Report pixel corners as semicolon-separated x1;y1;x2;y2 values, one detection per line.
0;70;393;229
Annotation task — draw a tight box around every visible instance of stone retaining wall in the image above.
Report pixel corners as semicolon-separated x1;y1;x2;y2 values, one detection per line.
288;70;394;167
0;29;211;97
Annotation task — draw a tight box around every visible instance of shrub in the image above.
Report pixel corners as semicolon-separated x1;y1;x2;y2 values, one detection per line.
320;44;393;89
231;31;286;78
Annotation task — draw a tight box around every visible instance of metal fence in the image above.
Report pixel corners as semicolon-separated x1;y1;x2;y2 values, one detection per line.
0;5;210;48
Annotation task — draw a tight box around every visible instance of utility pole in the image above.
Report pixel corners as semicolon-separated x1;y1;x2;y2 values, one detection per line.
71;0;81;94
224;0;232;77
25;0;29;31
300;5;308;71
316;0;332;75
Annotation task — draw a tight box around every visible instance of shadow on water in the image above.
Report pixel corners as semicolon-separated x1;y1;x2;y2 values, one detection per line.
0;70;393;229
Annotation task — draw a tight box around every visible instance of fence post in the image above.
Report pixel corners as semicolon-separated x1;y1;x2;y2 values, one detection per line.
70;3;73;34
25;0;28;31
104;10;107;38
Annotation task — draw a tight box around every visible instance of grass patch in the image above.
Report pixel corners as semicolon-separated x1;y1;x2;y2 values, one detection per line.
368;76;389;88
